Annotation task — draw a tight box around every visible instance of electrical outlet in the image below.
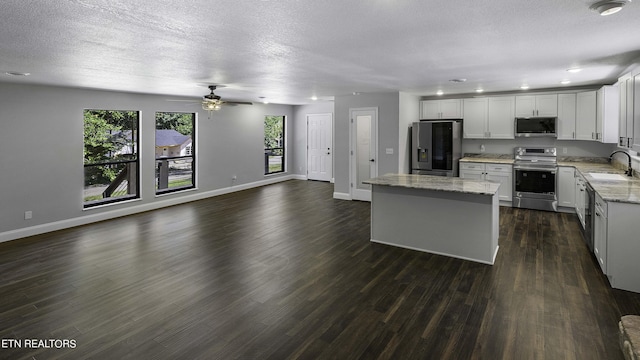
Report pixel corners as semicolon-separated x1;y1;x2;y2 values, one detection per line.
24;211;32;220
480;144;485;152
563;147;568;154
232;175;237;182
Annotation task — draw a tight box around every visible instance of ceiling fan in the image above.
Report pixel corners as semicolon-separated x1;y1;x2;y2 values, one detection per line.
166;85;253;114
201;85;253;111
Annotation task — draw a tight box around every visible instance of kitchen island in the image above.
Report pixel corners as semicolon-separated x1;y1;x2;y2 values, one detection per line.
364;174;500;265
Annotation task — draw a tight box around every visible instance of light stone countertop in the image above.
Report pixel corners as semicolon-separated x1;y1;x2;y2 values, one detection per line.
364;173;500;196
459;156;640;204
566;162;640;204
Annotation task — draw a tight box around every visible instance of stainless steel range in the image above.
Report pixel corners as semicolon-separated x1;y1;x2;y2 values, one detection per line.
513;147;558;212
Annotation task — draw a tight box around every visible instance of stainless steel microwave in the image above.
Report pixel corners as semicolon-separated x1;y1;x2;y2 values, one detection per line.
514;117;557;137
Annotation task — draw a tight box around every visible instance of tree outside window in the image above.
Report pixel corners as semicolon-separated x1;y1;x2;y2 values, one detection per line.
83;110;139;207
264;115;285;174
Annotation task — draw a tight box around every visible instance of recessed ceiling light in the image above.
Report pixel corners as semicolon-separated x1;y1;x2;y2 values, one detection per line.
352;92;361;95
520;85;530;90
590;0;629;15
567;68;582;73
311;96;318;101
436;90;444;96
475;89;484;93
5;71;30;76
560;79;571;85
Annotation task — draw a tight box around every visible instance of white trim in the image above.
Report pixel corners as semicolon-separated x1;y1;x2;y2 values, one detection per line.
333;192;351;200
0;175;298;244
371;238;498;266
291;174;308;180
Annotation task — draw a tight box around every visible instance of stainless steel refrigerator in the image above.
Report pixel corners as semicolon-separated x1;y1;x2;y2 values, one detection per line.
411;120;462;176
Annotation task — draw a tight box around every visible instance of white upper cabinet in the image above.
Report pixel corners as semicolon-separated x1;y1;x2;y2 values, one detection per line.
463;96;514;139
515;94;558;117
420;99;462;119
487;96;515;139
462;98;487;138
618;71;637;149
557;89;618;143
632;71;640;151
575;91;597;140
557;94;577;140
596;85;619;144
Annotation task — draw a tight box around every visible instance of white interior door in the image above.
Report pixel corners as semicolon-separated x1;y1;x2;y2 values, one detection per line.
307;113;333;182
350;108;377;202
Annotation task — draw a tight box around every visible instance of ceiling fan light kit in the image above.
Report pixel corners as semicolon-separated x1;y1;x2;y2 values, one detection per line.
198;85;253;118
589;0;630;15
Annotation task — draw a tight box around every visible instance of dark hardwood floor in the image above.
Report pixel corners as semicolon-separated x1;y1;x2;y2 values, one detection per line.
1;180;640;359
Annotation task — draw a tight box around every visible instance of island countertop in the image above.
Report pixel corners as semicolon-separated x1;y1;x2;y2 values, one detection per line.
364;173;500;196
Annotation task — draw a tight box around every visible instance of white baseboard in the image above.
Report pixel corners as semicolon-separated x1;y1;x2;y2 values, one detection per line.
291;174;308;180
0;175;299;244
333;192;351;200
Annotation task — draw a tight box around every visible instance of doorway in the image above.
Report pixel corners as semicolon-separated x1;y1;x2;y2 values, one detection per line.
349;108;378;201
307;113;333;182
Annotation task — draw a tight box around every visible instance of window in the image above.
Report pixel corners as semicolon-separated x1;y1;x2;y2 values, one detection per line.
155;112;196;194
264;115;285;175
83;110;139;208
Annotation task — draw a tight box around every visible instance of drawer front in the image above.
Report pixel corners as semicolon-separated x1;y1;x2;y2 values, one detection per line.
460;162;485;171
485;163;512;173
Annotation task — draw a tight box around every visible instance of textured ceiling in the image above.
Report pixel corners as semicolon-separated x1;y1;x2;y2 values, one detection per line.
1;0;639;104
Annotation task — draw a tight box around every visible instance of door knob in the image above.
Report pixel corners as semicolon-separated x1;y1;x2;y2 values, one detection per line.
370;159;375;162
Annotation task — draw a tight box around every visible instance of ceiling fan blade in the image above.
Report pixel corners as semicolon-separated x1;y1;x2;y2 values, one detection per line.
222;101;253;106
166;99;199;103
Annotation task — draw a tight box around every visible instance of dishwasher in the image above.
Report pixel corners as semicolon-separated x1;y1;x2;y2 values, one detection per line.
584;183;595;252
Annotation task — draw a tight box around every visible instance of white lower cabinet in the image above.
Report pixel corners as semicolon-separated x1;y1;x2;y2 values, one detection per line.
460;162;512;202
607;201;640;293
593;193;607;274
557;166;576;208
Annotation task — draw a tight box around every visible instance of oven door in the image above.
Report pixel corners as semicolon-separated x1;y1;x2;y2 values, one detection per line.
513;166;557;200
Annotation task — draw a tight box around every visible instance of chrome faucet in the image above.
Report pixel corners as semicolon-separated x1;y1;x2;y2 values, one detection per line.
609;150;633;177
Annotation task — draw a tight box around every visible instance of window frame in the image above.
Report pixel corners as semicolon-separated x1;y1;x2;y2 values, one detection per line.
83;109;140;209
264;115;286;175
155;112;196;195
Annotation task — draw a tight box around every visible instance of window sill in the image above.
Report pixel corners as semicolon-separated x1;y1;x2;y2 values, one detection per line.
83;197;141;211
155;187;198;198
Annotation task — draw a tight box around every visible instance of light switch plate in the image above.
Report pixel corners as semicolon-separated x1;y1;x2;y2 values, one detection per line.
386;148;393;154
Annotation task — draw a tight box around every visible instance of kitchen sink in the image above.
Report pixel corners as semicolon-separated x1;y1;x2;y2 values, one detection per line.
588;173;629;181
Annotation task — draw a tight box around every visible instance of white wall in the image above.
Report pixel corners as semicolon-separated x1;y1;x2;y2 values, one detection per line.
334;92;400;196
0;83;295;241
462;138;616;157
398;92;420;173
